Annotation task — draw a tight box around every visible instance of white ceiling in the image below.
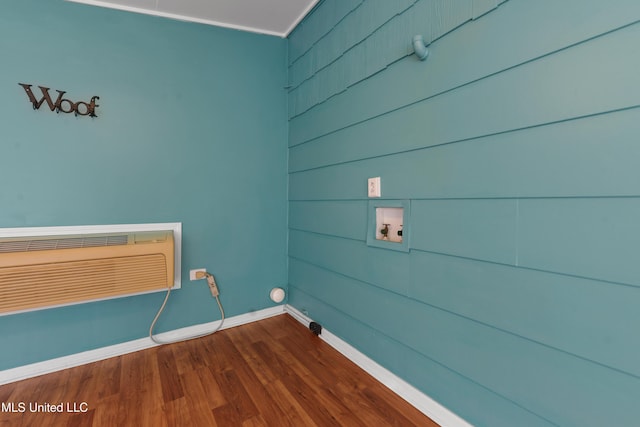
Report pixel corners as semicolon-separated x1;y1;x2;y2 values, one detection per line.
67;0;320;37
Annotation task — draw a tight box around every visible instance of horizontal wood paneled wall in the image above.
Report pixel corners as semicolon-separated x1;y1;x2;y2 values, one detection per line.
287;1;640;426
288;0;509;118
289;0;640;144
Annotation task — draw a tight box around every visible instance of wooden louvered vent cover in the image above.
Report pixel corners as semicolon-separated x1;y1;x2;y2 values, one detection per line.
0;231;174;314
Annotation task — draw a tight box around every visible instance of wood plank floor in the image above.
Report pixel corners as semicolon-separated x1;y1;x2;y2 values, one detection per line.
0;314;438;426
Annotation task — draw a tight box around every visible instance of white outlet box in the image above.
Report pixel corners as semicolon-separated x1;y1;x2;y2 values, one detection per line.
367;200;410;252
375;207;403;243
368;177;381;198
190;268;206;281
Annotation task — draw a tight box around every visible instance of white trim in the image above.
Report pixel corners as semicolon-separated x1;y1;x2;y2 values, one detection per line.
65;0;290;37
0;305;285;385
283;0;320;37
284;305;473;427
0;303;471;426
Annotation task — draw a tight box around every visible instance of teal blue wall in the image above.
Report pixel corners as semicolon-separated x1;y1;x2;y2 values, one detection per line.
3;0;640;425
287;1;640;426
0;0;287;369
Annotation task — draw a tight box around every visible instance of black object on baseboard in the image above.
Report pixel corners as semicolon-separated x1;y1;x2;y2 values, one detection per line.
309;321;322;336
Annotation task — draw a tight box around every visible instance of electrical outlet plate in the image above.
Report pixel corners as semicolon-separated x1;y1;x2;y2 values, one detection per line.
368;177;381;198
190;268;206;281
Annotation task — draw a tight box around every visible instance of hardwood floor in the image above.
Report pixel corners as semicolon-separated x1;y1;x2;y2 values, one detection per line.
0;314;438;426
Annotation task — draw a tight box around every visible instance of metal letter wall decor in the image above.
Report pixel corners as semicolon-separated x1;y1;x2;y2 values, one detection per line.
18;83;100;117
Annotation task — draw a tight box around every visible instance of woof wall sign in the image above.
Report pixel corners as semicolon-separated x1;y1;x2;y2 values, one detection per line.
19;83;100;117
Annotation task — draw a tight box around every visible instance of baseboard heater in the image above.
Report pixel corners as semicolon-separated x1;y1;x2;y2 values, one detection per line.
0;229;174;315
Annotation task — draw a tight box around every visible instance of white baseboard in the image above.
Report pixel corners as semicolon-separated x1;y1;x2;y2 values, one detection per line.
1;303;471;427
0;305;285;386
284;305;472;427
